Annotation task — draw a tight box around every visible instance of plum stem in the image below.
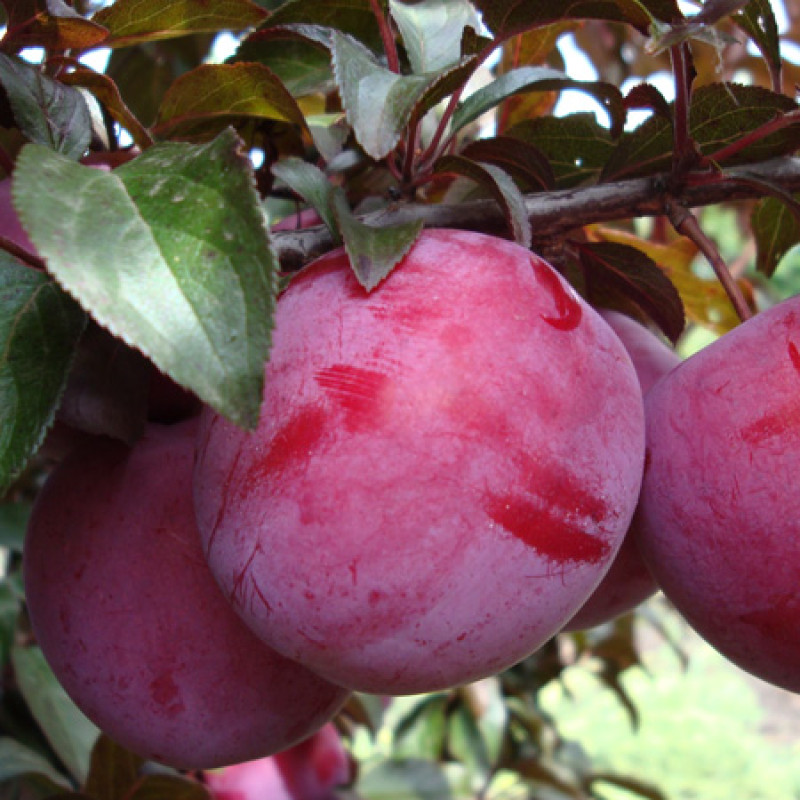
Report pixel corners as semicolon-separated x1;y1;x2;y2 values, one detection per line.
666;199;752;322
370;0;400;74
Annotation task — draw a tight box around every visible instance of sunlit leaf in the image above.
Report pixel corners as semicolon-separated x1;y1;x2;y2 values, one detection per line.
13;129;277;430
331;31;444;160
0;256;86;494
435;155;532;247
751;195;800;277
357;759;474;800
389;0;482;73
93;0;268;48
0;53;92;160
11;646;100;785
332;189;424;291
154;62;309;139
1;0;108;51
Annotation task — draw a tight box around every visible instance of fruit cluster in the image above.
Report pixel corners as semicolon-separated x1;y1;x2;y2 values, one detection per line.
21;227;800;777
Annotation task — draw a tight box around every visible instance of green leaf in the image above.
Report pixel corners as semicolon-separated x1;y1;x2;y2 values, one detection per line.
0;53;92;160
447;705;491;782
389;0;482;73
452;66;625;137
83;736;144;800
11;646;100;786
0;502;30;551
331;31;445;160
434;155;532;247
264;0;383;53
13;129;277;430
472;0;681;38
0;737;71;787
332;189;423;291
233;29;334;97
357;759;474;800
507;113;615;188
603;83;800;181
271;157;339;236
578;241;685;342
154;62;309;140
390;695;449;760
93;0;268;48
751;195;800;277
0;257;86;494
735;0;782;85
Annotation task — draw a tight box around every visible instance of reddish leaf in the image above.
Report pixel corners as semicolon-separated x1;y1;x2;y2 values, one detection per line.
623;82;672;122
461;136;554;192
93;0;268;48
1;0;108;51
60;67;154;149
83;735;144;800
578;241;685;342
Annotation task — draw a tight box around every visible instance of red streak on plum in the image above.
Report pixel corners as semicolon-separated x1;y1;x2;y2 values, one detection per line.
531;258;582;331
486;493;610;564
315;364;390;422
149;672;184;717
789;341;800;375
739;593;800;641
254;406;328;480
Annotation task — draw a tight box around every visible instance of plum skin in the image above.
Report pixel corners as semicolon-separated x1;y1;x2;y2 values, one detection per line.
23;422;349;769
194;229;646;695
564;310;681;630
636;295;800;692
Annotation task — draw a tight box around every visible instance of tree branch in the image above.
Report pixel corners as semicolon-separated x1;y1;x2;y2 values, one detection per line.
272;156;800;271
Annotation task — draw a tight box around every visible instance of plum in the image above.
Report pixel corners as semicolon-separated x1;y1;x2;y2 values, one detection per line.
564;310;681;630
23;422;349;769
193;229;646;695
205;723;351;800
636;295;800;692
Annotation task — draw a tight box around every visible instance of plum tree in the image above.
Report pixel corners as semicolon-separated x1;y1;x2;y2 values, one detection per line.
564;310;681;630
193;228;646;695
23;421;350;769
205;723;351;800
636;295;800;693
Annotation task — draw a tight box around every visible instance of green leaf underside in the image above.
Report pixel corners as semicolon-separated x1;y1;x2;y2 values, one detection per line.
752;195;800;277
92;0;268;47
579;242;685;342
602;83;800;181
0;257;86;493
435;155;532;248
507;113;615;188
452;65;625;137
331;30;447;160
332;189;424;291
11;646;100;786
0;53;92;160
0;737;72;786
271;157;339;236
389;0;482;74
154;62;309;137
13;129;277;430
472;0;681;38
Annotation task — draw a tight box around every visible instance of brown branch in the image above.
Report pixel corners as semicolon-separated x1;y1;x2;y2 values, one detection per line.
272;155;800;271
